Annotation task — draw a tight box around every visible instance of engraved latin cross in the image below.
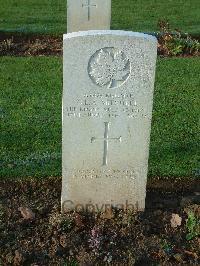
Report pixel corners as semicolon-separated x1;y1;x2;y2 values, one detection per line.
82;0;97;21
91;122;122;166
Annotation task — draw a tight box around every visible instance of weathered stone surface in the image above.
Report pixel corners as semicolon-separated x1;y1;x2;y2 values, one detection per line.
67;0;111;33
62;30;157;212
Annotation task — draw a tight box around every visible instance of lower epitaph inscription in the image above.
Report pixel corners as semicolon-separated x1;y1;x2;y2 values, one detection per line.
62;31;157;211
70;168;140;179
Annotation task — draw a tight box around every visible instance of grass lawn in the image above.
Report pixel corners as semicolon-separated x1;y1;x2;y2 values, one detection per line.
0;56;199;179
0;0;200;35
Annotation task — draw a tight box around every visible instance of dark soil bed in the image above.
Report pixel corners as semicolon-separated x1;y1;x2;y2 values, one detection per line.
0;177;200;265
0;33;62;56
0;33;199;57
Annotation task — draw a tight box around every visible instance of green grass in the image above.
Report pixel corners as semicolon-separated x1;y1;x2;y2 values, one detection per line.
149;58;200;177
0;57;199;179
0;0;200;35
0;0;66;35
112;0;200;35
0;57;62;178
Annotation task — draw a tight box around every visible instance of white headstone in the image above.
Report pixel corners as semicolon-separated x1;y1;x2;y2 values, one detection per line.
62;30;157;212
67;0;111;33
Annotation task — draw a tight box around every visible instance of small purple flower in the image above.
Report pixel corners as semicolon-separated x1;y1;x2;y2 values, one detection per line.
88;226;102;254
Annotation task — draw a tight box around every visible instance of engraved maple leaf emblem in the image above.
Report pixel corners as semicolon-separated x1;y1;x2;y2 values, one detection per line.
89;48;130;88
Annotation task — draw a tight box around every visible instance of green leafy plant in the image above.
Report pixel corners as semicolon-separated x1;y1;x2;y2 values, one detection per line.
157;20;200;56
186;211;200;240
161;239;173;254
63;260;78;266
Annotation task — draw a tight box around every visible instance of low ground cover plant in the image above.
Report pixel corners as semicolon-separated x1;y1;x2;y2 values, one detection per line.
157;20;200;56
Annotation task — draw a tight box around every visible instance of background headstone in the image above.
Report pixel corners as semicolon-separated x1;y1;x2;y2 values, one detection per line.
67;0;111;33
62;30;157;212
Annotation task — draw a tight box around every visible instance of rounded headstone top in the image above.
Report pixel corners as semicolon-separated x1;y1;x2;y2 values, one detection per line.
63;30;157;43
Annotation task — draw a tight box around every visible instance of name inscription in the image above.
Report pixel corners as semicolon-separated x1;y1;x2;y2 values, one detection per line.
64;93;148;119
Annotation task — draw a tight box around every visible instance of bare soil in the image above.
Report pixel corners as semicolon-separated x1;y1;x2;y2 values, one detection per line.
0;177;199;265
0;33;62;56
0;32;199;57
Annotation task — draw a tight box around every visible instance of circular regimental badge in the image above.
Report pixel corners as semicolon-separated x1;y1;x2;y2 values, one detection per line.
88;47;131;89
